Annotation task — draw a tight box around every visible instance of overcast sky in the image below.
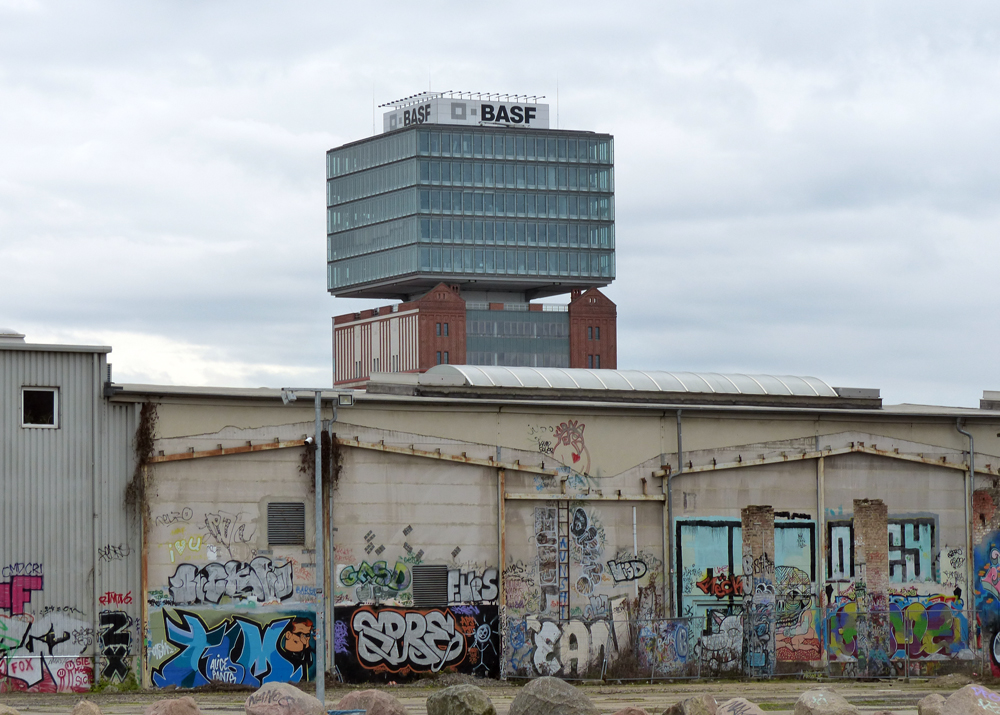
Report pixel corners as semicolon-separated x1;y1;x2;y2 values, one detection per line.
2;1;999;407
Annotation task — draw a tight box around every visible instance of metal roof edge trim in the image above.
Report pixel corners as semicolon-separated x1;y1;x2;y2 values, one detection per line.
0;342;112;354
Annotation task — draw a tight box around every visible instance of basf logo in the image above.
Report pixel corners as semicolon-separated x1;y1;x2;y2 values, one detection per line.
383;98;550;132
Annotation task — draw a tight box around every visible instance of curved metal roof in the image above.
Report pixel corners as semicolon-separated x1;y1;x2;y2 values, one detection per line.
419;365;838;397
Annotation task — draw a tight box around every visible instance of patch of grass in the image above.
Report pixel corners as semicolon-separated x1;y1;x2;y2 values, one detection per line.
91;673;141;693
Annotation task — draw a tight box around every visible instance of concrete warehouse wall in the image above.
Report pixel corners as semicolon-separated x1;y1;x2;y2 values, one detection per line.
124;390;999;683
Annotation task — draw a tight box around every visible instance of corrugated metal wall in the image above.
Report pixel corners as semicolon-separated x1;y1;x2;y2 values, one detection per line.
0;346;139;692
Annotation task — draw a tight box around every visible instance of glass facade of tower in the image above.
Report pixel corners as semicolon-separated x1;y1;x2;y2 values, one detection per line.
327;125;615;299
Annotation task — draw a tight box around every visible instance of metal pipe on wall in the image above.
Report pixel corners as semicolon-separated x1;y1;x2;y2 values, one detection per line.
632;505;638;598
91;353;101;679
666;409;683;617
313;393;326;704
957;418;976;653
816;448;827;668
326;413;336;683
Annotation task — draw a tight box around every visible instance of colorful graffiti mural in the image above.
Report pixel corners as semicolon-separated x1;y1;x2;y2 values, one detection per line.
149;607;315;687
0;611;94;692
826;590;969;662
334;605;499;682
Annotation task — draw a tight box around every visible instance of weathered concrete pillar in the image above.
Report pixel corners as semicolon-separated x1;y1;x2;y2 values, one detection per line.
853;498;891;677
741;505;775;676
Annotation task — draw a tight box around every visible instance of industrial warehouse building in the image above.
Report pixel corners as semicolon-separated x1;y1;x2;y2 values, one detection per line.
7;330;1000;689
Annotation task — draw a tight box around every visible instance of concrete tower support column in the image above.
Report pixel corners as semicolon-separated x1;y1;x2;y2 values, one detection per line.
741;505;776;677
853;498;891;676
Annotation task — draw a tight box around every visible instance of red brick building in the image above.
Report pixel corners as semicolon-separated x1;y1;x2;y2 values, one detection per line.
333;283;616;386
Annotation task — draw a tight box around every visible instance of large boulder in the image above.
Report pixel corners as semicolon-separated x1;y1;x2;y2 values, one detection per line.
793;689;858;715
246;683;323;715
917;693;945;715
508;677;599;715
145;697;202;715
72;701;103;715
943;684;1000;712
336;689;407;715
718;699;766;715
662;695;717;715
426;684;497;715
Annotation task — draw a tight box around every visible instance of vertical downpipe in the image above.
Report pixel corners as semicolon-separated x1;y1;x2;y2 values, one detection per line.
91;353;101;682
632;505;639;598
668;409;683;617
313;393;325;704
325;413;336;682
816;435;827;669
956;419;976;656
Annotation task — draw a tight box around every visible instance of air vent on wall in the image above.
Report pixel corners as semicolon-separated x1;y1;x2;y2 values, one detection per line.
268;502;305;545
411;564;448;607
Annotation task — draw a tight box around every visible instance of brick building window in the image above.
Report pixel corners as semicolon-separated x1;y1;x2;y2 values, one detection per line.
595;326;600;340
436;323;441;336
444;323;449;337
588;326;593;340
436;351;442;364
588;355;593;368
444;351;449;364
595;355;601;368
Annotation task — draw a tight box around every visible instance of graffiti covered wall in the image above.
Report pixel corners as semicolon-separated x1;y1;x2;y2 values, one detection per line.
148;607;316;687
334;605;499;681
145;482;319;687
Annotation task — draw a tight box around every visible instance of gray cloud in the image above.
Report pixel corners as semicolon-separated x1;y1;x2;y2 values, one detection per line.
2;0;999;405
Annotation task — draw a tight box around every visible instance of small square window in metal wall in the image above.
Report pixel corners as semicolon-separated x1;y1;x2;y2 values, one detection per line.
22;388;58;428
411;565;448;607
268;502;306;545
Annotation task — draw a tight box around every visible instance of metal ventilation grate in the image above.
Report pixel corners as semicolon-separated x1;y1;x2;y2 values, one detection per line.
411;564;448;607
268;502;305;545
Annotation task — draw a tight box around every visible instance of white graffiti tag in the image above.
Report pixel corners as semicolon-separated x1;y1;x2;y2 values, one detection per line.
352;609;464;672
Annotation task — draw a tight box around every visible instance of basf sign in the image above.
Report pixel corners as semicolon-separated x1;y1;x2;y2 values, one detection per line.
383;97;550;133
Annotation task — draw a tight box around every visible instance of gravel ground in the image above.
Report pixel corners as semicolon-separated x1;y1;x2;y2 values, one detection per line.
0;678;977;715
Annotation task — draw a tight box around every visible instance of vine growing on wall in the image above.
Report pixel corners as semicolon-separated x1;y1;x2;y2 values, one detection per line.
299;429;343;492
124;401;158;521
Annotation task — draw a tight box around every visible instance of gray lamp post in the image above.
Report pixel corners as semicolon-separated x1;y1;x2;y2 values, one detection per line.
280;388;354;704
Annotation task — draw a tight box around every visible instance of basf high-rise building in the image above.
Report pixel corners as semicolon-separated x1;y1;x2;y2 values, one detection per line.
327;92;617;385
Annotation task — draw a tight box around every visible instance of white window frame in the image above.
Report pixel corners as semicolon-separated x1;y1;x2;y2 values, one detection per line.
21;387;59;429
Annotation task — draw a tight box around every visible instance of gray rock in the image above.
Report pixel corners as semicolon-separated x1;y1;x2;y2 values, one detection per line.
793;689;858;715
718;698;766;715
662;695;717;715
336;689;407;715
72;700;103;715
508;677;599;715
246;683;323;715
943;684;1000;713
145;697;202;715
917;693;945;715
426;684;496;715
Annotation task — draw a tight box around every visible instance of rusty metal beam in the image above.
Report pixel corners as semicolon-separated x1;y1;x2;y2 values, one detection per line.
149;439;308;462
148;436;560;476
649;442;997;478
336;437;559;475
505;492;665;502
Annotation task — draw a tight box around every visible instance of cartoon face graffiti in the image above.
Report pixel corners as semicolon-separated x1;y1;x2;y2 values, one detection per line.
281;618;313;653
983;546;1000;601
